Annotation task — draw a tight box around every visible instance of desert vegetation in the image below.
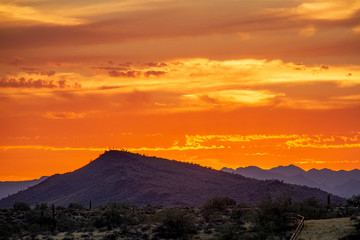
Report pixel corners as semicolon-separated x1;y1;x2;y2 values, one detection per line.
0;195;359;240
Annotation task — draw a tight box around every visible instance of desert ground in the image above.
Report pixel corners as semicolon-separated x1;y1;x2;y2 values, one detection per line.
298;217;355;240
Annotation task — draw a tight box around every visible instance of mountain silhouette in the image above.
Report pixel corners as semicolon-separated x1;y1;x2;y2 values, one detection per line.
0;151;345;208
222;165;360;198
269;165;305;177
0;176;47;200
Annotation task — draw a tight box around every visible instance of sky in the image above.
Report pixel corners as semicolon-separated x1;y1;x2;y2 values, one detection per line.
0;0;360;180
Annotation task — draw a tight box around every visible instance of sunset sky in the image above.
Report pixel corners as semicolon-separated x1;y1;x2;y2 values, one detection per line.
1;0;360;180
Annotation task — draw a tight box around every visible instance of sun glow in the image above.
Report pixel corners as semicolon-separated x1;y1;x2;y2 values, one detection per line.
1;0;359;180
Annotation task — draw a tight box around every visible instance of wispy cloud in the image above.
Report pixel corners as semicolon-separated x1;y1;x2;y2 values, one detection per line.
184;133;360;149
294;0;360;20
0;77;75;89
298;25;317;37
296;160;360;164
0;3;86;25
0;145;107;151
0;144;225;152
41;112;86;120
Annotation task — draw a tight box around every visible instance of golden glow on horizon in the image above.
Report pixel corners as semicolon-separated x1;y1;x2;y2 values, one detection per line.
0;0;359;180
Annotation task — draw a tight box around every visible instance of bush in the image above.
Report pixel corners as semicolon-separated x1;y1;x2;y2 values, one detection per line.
252;196;292;237
35;203;48;211
155;208;196;239
298;197;329;219
0;221;15;238
340;219;360;240
94;208;124;229
217;223;246;240
347;195;360;207
68;203;84;210
355;221;360;231
202;196;236;221
24;208;54;232
339;233;360;240
13;202;31;211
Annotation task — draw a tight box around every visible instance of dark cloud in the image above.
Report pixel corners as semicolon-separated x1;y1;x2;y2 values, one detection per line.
144;62;168;67
96;85;125;90
144;71;166;77
199;95;220;104
320;65;329;70
91;66;128;71
21;67;38;71
118;62;133;67
21;68;56;76
108;70;141;77
0;77;79;88
9;56;24;66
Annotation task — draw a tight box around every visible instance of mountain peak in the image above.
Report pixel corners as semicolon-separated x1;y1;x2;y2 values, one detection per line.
269;164;305;177
271;164;303;170
242;166;262;170
98;149;139;159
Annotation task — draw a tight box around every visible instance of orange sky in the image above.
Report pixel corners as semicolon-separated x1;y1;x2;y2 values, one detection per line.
0;0;359;180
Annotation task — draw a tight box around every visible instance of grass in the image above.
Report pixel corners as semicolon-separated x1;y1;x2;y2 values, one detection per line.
298;217;356;240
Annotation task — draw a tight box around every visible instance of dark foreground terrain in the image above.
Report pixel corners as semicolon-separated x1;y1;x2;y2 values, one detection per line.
1;196;359;240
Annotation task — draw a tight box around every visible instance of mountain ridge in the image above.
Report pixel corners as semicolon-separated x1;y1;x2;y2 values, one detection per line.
0;151;345;208
222;165;360;198
0;176;48;200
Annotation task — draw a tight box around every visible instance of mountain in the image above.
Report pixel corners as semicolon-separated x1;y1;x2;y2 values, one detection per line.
222;165;360;198
0;151;345;208
269;165;305;177
333;179;360;198
0;176;47;200
223;166;286;181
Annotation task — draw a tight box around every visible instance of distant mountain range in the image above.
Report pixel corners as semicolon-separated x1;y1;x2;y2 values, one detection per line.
222;165;360;198
0;151;344;208
0;176;47;200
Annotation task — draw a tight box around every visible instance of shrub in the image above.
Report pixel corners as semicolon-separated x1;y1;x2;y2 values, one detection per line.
94;208;123;229
339;233;360;240
252;196;292;237
68;203;84;210
347;195;360;207
355;221;360;231
155;208;197;239
0;221;14;238
13;202;31;211
298;197;329;219
202;196;236;221
35;203;48;211
217;223;246;240
24;208;54;231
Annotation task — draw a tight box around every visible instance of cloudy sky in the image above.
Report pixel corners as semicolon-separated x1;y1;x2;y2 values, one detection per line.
1;0;359;180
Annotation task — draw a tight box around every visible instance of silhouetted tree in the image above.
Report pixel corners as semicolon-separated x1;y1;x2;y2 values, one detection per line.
347;195;360;207
155;208;197;239
13;202;31;211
